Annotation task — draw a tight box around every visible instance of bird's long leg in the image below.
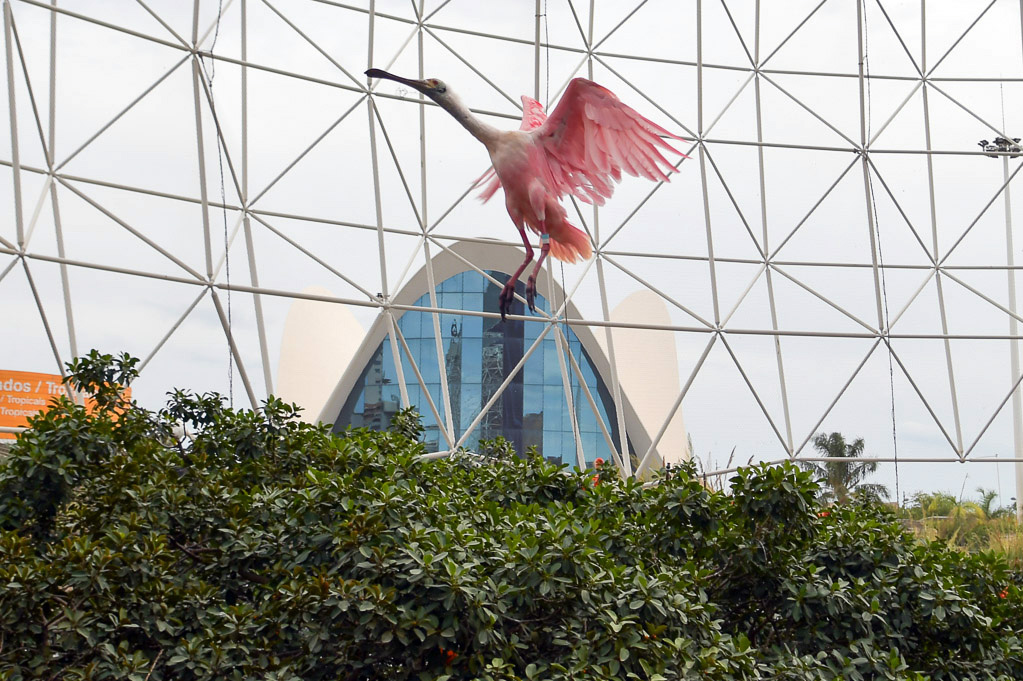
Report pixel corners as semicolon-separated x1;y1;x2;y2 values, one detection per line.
526;233;550;314
500;225;533;321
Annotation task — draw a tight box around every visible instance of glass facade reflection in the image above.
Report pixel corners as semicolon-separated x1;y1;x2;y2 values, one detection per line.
334;270;625;467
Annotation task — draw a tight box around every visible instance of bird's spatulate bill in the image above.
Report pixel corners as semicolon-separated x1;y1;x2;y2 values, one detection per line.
365;68;422;88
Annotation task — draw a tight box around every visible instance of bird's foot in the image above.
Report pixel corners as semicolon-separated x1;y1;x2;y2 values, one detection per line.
525;276;537;313
499;281;516;321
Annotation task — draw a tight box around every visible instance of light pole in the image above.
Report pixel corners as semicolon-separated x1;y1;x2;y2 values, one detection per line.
984;137;1023;523
1012;156;1023;525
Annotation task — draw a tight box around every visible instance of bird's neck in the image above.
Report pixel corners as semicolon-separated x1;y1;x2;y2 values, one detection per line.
435;92;499;148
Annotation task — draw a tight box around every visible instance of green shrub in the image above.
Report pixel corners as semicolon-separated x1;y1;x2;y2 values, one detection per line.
0;352;1021;680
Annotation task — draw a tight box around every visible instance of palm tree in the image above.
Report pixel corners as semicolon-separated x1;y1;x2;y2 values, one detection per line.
800;432;890;504
975;487;1012;519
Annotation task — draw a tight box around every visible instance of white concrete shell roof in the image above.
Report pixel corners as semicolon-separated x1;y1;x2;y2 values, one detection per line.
279;240;689;473
276;286;365;421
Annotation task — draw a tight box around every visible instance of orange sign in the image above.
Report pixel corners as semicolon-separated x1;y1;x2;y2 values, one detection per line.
0;370;130;439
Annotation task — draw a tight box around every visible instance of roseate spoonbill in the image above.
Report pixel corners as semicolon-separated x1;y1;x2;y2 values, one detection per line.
366;69;686;319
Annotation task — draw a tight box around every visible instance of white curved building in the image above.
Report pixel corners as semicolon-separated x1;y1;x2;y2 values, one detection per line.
277;241;689;474
276;285;364;420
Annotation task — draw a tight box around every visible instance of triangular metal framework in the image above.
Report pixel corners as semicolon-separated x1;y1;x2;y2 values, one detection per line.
4;0;1023;513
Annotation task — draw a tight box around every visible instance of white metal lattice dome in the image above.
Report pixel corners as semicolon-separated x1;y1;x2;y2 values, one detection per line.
3;0;1023;509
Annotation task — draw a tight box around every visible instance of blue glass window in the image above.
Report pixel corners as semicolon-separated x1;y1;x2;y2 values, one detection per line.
334;269;629;467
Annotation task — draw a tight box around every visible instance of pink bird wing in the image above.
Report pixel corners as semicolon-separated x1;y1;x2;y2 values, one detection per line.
473;95;548;202
518;95;547;130
534;78;686;206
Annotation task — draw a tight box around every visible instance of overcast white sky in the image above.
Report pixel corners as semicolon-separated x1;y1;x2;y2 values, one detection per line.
4;0;1023;506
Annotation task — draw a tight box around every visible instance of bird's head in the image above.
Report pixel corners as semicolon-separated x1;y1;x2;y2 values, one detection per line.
366;68;448;98
366;68;491;143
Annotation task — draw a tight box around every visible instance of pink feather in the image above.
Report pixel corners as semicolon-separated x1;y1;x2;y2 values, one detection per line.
474;79;685;265
536;78;685;206
473;95;548;202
